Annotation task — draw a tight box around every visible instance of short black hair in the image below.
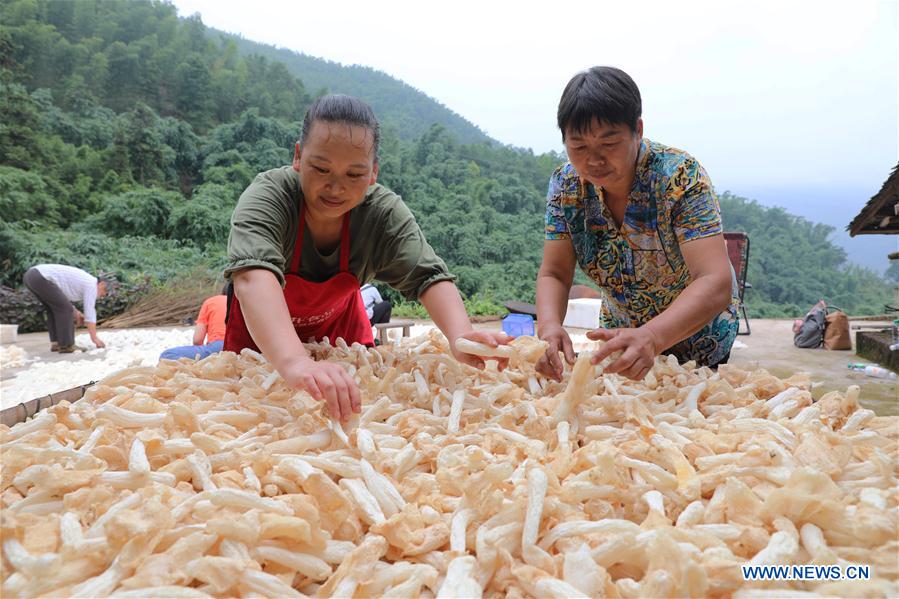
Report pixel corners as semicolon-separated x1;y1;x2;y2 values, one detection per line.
300;94;380;160
557;66;642;139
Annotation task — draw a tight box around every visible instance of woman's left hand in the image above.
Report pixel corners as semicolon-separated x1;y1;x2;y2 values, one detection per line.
587;326;660;381
451;330;512;370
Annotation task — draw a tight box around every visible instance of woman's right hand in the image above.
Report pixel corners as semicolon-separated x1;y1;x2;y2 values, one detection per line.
280;356;361;421
536;323;576;381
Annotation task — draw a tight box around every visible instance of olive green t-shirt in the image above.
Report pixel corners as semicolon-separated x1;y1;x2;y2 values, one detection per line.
225;166;455;300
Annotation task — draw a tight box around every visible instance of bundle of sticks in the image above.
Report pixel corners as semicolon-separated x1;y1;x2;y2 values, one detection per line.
101;279;219;329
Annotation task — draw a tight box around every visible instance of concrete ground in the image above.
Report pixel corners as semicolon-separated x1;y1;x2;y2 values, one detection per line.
3;320;896;416
723;319;896;416
2;326;193;379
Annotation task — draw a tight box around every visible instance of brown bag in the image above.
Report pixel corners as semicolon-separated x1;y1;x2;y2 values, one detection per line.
823;309;851;350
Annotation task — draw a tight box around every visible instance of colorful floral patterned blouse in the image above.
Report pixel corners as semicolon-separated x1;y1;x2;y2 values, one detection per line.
545;139;740;366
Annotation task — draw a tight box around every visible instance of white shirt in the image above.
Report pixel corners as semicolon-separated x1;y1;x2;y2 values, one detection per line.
35;264;99;323
360;284;383;320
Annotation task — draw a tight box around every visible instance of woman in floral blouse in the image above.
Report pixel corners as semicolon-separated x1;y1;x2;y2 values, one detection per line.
537;66;739;381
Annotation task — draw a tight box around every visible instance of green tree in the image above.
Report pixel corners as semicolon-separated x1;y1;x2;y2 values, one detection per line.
885;261;899;284
167;183;232;248
0;166;60;224
79;188;180;238
0;76;49;168
173;55;214;130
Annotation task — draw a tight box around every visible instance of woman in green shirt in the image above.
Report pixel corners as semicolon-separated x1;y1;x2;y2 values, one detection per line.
225;94;508;421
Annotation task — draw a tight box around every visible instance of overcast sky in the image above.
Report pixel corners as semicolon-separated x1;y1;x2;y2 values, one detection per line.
170;0;896;198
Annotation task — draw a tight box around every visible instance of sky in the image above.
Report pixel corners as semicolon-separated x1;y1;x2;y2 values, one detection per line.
171;0;898;269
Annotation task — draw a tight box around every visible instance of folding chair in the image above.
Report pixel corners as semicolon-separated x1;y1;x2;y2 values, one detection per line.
723;232;752;335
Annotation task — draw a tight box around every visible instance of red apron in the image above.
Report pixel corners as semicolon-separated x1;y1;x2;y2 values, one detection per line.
224;207;374;352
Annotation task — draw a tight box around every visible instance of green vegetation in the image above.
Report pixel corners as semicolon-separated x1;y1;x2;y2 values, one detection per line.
0;0;891;328
885;261;899;285
392;295;506;320
719;194;891;317
225;35;491;145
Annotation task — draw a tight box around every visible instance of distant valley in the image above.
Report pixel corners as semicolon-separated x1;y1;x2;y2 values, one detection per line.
726;185;896;275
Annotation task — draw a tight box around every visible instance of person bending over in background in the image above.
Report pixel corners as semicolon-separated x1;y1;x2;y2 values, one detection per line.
159;286;228;361
536;66;739;381
23;264;107;352
224;94;509;421
361;283;392;326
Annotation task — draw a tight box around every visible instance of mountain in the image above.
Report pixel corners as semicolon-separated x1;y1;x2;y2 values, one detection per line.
718;192;892;317
222;31;896;275
733;185;897;275
217;29;898;277
217;31;492;145
0;0;891;321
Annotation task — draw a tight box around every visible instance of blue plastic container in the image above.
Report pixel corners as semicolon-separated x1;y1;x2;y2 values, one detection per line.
502;313;535;338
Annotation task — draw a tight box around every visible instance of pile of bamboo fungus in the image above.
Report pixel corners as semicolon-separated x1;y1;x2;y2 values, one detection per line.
1;332;896;598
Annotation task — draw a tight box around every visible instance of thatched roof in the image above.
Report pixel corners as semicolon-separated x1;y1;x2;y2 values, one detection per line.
848;162;899;236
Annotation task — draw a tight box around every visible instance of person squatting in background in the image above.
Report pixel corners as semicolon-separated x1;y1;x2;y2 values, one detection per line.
23;263;108;352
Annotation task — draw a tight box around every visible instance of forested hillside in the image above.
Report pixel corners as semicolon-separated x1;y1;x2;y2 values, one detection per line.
224;35;492;145
719;194;891;317
0;0;891;324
